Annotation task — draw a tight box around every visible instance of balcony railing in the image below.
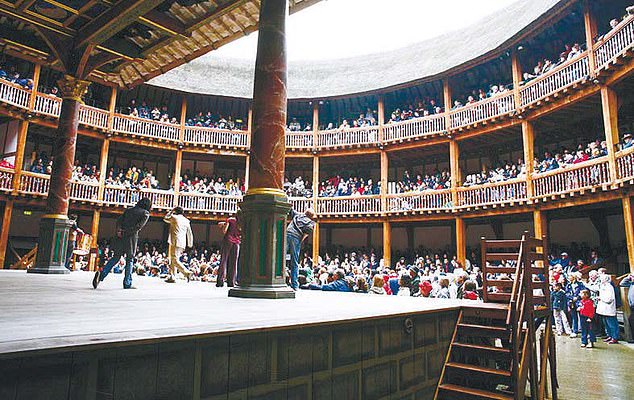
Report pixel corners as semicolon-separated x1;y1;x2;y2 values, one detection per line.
0;168;14;192
69;180;100;202
79;105;109;130
317;195;382;215
34;93;61;117
383;114;446;143
520;53;590;108
533;157;610;199
457;179;527;208
178;192;240;213
595;14;634;71
184;126;249;148
450;91;515;129
103;186;175;209
317;126;380;147
0;80;30;109
286;131;314;149
386;189;452;212
112;114;180;141
617;147;634;182
18;171;49;196
289;197;313;213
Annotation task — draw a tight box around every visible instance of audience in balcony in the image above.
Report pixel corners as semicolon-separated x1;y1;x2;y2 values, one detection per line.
318;175;380;197
287;118;312;132
125;99;178;124
71;161;99;183
179;172;244;196
322;108;377;130
392;169;451;193
387;99;443;123
185;111;245;130
105;165;160;190
451;84;512;111
621;133;633;150
284;176;312;198
0;64;33;90
535;139;608;173
522;42;586;84
462;159;526;187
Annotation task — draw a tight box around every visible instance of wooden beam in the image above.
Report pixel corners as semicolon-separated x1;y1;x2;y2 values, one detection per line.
0;200;14;269
312;155;319;211
98;139;109;201
77;0;164;48
600;86;619;183
449;140;460;205
11;120;29;195
456;216;466;268
583;0;597;78
140;10;188;38
522;120;535;198
623;196;634;273
174;149;183;193
91;209;100;249
380;151;388;211
312;221;320;266
0;2;73;37
244;154;250;191
511;49;522;109
28;63;41;111
383;220;391;268
533;209;549;257
377;96;384;141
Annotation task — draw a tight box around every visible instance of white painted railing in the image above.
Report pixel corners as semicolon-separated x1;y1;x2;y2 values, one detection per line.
0;80;30;109
289;197;313;213
387;189;452;212
450;92;515;129
457;179;527;207
112;114;180;141
0;168;14;192
383;114;446;143
533;157;610;198
286;131;314;149
520;54;590;107
184;126;249;147
18;171;49;196
144;189;175;210
34;93;61;117
103;186;175;209
69;180;100;202
317;126;380;147
178;192;240;213
594;15;634;71
617;147;634;182
79;105;109;129
317;195;381;215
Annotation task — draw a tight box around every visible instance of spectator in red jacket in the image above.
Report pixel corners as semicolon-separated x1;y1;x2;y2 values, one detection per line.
578;289;596;348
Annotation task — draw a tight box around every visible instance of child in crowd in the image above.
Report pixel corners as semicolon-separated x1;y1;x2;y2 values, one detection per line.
462;280;479;300
551;282;576;337
397;274;412;297
437;278;450;299
369;274;386;295
578;289;596;348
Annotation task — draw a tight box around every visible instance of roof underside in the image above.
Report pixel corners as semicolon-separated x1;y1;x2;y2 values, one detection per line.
148;0;567;100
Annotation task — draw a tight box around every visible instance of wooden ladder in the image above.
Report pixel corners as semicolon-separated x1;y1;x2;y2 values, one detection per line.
10;245;37;270
435;233;557;400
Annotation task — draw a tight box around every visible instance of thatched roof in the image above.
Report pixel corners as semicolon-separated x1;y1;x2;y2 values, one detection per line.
148;0;568;100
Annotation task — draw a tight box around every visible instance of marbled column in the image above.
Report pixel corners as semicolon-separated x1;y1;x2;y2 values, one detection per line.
229;0;292;299
30;75;90;275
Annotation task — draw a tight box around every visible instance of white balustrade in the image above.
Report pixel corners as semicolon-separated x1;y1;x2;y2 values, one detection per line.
457;179;527;207
317;126;380;147
34;93;61;117
594;15;634;71
286;131;314;149
617;148;634;182
317;195;381;215
178;192;240;213
449;92;515;129
520;54;590;107
103;186;174;209
112;114;180;141
289;197;313;213
79;105;109;129
383;114;446;143
183;126;248;147
0;168;14;192
69;180;100;202
533;158;610;198
144;189;175;210
18;172;50;196
0;80;31;109
387;189;452;212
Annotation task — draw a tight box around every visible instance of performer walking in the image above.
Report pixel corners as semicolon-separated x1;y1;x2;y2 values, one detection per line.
92;198;151;289
65;214;84;270
217;215;241;287
286;208;317;290
163;206;194;283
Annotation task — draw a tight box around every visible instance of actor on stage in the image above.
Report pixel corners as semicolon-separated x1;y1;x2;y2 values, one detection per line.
163;206;194;283
65;214;84;270
217;215;241;287
286;208;317;290
92;197;151;289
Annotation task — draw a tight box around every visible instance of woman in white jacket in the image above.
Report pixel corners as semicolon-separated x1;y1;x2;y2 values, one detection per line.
596;274;619;344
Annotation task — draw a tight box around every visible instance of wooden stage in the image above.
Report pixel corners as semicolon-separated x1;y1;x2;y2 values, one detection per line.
0;270;489;357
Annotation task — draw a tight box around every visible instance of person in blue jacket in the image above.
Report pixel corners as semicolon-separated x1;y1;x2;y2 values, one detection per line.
565;272;586;334
308;269;353;292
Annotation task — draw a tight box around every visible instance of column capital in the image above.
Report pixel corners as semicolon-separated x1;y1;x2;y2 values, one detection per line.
57;75;91;103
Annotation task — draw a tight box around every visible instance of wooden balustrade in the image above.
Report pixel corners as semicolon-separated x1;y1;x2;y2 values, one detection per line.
184;126;249;148
103;186;175;209
594;14;634;71
317;195;381;215
383;114;446;143
616;147;634;182
289;197;312;213
520;53;590;108
285;131;314;149
178;192;240;213
386;189;452;212
533;157;610;198
0;80;30;109
457;178;527;208
317;126;380;147
79;105;109;130
69;180;100;202
0;168;14;192
449;91;515;129
18;171;49;196
112;114;181;141
34;93;61;117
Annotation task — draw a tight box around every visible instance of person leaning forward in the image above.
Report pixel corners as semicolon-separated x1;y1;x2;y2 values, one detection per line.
286;208;317;290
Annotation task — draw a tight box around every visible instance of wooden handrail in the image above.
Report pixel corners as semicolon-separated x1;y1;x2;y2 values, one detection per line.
457;176;527;192
531;155;608;179
593;13;634;50
519;50;589;90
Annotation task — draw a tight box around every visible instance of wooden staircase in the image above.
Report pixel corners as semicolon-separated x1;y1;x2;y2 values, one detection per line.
435;233;557;400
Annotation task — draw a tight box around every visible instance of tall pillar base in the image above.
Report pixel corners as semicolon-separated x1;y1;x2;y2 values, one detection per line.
28;216;71;275
228;191;294;299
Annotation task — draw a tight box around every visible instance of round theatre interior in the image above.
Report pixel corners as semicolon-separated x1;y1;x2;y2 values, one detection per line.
0;0;634;400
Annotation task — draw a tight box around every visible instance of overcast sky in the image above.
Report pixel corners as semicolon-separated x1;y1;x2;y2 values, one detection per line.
211;0;519;61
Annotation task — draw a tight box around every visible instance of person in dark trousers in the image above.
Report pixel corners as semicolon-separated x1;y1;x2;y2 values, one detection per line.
92;198;152;289
217;215;241;287
65;214;84;270
286;208;316;290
